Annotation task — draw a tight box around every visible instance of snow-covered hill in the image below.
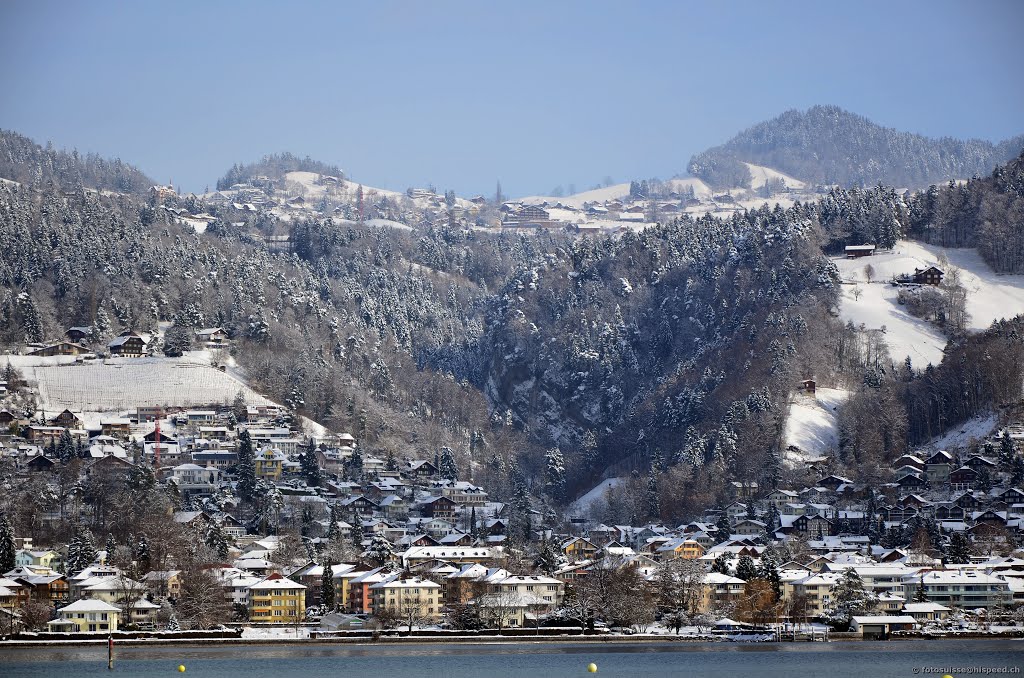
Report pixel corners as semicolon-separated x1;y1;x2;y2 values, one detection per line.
835;240;1024;367
743;162;806;190
783;387;850;466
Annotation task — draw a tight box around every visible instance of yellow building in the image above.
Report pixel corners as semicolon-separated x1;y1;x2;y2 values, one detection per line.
249;573;306;623
655;538;706;561
46;599;121;633
255;447;286;481
561;537;598;562
369;576;442;622
698;572;746;612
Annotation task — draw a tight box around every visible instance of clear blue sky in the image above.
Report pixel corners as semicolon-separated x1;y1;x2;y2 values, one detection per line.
1;0;1021;197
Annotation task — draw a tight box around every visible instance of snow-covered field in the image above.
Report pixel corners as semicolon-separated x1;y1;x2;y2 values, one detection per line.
14;355;276;412
783;387;850;465
743;162;806;190
835;240;1024;367
570;477;623;515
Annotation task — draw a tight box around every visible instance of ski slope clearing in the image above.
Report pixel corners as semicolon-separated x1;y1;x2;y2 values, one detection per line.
743;163;806;190
783;387;850;466
925;412;999;452
18;356;276;412
570;477;624;515
834;240;1024;367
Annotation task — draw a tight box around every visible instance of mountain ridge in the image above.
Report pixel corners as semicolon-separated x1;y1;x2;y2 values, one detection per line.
688;105;1024;190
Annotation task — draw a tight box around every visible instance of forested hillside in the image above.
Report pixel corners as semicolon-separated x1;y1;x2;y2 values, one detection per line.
906;151;1024;273
688;105;1024;190
2;132;1023;524
217;152;344;190
0;130;154;195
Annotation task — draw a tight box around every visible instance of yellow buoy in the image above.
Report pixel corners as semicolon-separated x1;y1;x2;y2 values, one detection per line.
178;666;186;673
587;663;598;673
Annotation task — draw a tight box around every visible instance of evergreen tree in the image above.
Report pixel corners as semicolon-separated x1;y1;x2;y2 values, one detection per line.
350;513;365;549
236;430;257;501
301;439;323;487
57;429;75;464
1000;430;1016;470
735;555;758;581
645;471;660;520
946;531;972;564
711;553;733;575
104;533;116;561
66;524;96;575
715;514;732;537
321;562;336;611
757;553;782;601
765;503;781;532
825;568;877;630
134;533;151;569
544;448;567;504
0;513;15;573
365;534;395;567
348;445;363;480
204;521;229;560
439;446;459;482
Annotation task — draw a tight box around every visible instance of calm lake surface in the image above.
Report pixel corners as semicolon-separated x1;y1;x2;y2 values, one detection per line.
1;639;1022;677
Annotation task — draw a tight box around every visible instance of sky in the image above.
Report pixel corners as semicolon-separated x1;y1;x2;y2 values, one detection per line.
1;0;1022;197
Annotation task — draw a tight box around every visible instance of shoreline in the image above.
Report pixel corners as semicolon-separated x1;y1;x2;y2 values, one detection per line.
2;631;1021;649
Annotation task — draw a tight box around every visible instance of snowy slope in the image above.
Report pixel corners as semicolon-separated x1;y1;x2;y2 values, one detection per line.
783;387;850;465
19;356;276;411
925;413;999;451
570;477;623;515
743;163;806;190
834;240;1024;366
838;281;949;367
520;178;714;210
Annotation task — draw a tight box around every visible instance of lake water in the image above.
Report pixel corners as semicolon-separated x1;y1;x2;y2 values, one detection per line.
1;639;1022;677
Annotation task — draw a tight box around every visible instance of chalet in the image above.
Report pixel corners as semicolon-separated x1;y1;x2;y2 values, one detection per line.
341;495;379;518
800;379;816;394
29;341;89;357
793;514;832;539
925;450;954;486
100;418;131;439
912;266;944;286
892;454;925;471
896;472;927;490
108;332;148;357
65;327;92;343
419;495;457;520
561;536;599;562
23;425;65;445
0;409;18;426
405;459;438;479
845;244;876;258
25;454;56;472
949;466;979;491
816;475;854;491
195;327;229;345
50;409;84;429
964;456;998;474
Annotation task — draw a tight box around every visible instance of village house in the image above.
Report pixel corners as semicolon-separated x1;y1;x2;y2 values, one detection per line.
28;341;90;357
108;332;149;357
47;599;121;633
